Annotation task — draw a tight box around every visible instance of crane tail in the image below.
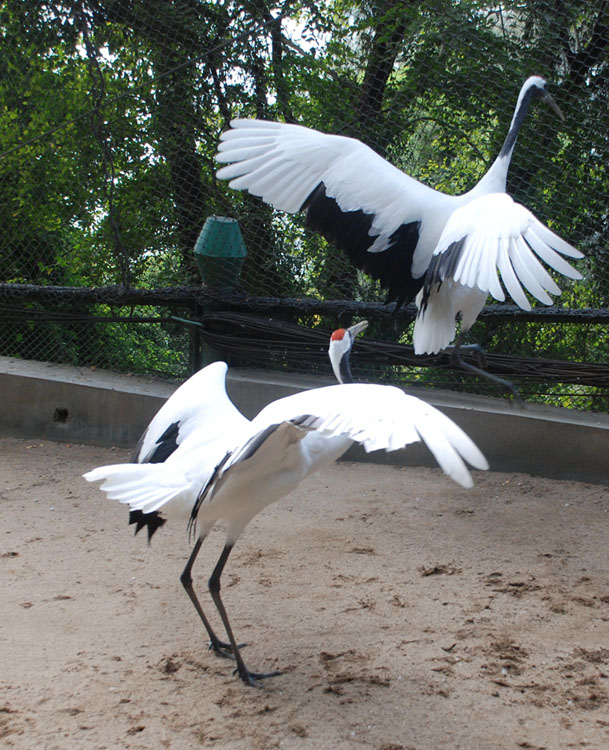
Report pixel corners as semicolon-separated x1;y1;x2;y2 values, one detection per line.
83;463;189;516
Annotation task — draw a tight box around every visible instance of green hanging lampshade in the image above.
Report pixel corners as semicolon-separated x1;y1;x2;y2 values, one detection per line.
194;216;247;288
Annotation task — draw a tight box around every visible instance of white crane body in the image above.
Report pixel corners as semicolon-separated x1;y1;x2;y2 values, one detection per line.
84;326;488;685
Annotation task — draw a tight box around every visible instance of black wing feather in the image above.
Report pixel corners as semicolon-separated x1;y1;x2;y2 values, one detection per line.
132;421;181;464
419;238;466;313
302;182;422;307
128;421;182;541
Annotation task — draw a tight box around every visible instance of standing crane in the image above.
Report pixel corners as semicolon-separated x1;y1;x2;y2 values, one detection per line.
84;324;488;687
215;76;583;390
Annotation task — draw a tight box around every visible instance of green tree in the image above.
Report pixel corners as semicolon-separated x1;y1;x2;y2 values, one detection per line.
0;0;607;401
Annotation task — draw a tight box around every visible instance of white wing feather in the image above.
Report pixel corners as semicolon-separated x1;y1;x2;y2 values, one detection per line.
413;193;583;354
83;462;204;517
135;361;249;462
85;380;488;521
251;383;488;488
434;193;582;305
216;119;454;258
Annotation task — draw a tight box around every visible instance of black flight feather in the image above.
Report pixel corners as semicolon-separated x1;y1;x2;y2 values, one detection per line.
127;422;182;542
302;182;422;308
419;237;467;313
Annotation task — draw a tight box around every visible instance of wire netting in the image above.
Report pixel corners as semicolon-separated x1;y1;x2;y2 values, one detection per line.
0;1;608;408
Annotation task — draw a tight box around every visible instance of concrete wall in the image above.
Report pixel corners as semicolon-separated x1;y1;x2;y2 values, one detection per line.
1;356;608;484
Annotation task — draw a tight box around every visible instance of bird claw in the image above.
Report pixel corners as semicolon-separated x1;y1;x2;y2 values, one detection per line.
208;639;247;660
449;341;523;404
233;666;282;688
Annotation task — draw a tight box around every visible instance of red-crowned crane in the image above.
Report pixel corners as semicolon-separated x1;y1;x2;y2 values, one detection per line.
215;76;583;392
328;318;369;384
84;324;488;687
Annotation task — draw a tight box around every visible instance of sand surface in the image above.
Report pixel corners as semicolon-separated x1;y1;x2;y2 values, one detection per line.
2;436;609;749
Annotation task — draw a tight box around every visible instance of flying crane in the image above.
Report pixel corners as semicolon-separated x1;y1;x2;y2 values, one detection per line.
216;77;583;390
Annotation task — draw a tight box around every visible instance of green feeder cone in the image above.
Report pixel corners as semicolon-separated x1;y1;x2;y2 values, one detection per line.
194;216;247;289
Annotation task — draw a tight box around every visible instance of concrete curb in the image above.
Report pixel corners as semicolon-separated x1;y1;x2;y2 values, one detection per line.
1;356;608;484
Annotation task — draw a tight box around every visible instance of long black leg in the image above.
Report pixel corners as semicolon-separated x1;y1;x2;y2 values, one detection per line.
180;536;242;659
450;331;522;402
208;543;281;687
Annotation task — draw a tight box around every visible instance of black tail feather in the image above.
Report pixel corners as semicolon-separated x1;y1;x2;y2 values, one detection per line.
128;509;166;543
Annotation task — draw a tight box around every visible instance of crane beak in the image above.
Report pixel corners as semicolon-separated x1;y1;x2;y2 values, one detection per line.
347;320;369;338
543;91;564;122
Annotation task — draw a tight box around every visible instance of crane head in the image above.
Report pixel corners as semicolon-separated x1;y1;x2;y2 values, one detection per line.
525;75;564;121
328;320;368;384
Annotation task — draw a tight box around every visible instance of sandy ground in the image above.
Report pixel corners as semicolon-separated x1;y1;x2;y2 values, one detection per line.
1;436;609;749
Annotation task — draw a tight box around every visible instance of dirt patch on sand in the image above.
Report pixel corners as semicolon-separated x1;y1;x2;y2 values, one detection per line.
2;437;609;749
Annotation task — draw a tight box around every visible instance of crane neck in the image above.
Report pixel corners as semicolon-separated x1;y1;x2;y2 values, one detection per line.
337;354;354;384
469;82;538;197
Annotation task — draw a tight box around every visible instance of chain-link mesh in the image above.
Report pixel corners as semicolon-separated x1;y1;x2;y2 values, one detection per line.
0;1;607;408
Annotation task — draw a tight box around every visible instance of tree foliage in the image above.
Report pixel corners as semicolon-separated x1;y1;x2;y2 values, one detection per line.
0;0;608;397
